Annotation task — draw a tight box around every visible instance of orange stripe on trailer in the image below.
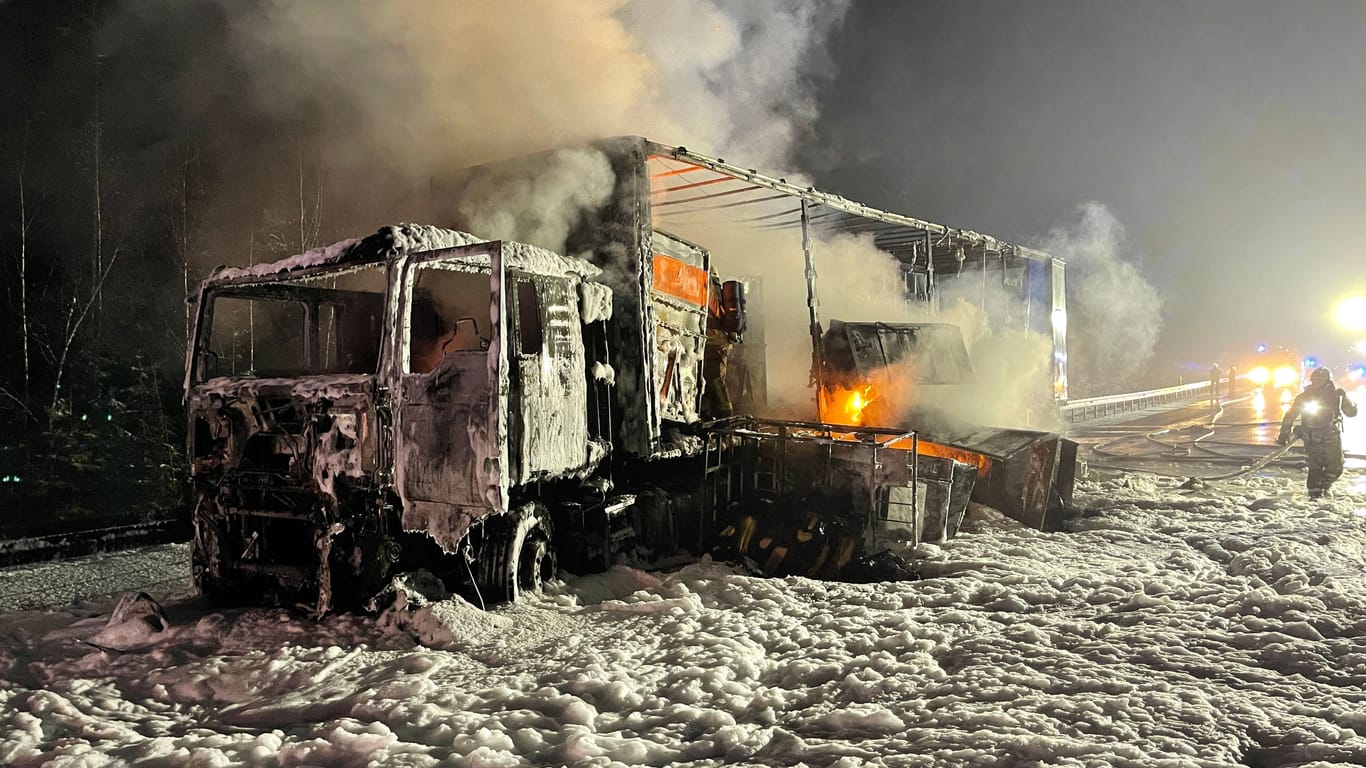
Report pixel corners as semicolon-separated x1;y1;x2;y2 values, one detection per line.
649;162;706;180
652;254;709;306
653;175;734;194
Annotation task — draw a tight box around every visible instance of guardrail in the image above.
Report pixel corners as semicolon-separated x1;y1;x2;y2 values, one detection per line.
0;517;190;568
1060;380;1217;424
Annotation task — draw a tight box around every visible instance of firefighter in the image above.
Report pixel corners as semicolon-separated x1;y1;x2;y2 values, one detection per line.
1277;366;1358;498
702;327;734;417
702;275;746;419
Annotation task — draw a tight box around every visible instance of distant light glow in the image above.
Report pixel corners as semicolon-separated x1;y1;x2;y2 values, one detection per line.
1273;366;1299;388
1338;297;1366;330
1257;343;1268;353
1249;366;1271;385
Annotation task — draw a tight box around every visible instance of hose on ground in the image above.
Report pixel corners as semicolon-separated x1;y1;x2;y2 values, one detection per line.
1184;440;1297;483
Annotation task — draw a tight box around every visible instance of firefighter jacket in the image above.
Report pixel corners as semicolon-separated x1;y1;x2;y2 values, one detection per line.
1280;381;1359;440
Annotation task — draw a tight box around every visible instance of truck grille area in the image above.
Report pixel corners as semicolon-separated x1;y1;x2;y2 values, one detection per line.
238;434;301;477
219;473;318;515
214;509;317;588
258;396;307;434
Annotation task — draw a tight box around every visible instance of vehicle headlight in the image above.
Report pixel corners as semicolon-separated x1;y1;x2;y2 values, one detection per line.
1249;366;1271;385
1273;366;1299;388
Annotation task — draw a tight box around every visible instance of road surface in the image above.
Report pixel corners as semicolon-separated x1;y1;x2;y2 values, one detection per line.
1068;383;1366;494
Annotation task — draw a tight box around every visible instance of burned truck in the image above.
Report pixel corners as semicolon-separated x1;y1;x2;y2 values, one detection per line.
185;224;751;612
185;223;982;611
186;138;1078;611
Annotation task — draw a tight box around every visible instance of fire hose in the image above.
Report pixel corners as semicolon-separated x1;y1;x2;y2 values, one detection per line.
1087;429;1297;488
1181;440;1297;484
1083;393;1364;486
1185;436;1366;484
1086;397;1298;484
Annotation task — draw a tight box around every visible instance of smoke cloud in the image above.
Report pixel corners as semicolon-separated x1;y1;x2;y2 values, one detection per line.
1036;203;1163;397
102;0;843;257
80;0;850;275
618;1;848;169
677;223;1058;430
447;148;619;256
216;0;847;172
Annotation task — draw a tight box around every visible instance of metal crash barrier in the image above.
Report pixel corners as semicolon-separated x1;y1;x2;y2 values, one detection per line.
1060;380;1214;424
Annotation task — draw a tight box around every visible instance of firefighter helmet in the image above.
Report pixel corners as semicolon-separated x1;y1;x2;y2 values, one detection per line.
1310;366;1332;384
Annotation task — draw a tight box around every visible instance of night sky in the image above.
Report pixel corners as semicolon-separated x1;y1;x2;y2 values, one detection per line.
800;0;1366;375
3;0;1366;397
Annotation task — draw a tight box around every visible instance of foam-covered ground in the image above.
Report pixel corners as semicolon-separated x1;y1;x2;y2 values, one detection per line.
2;470;1365;766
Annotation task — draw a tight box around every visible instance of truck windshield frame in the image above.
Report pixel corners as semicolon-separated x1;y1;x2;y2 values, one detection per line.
194;264;387;382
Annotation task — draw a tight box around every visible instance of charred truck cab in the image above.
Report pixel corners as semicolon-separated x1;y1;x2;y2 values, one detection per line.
186;225;750;612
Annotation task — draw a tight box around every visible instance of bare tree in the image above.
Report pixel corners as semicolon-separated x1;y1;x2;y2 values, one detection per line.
168;141;200;345
0;129;39;425
89;1;106;324
297;145;324;254
261;144;325;259
48;248;120;417
17;152;32;402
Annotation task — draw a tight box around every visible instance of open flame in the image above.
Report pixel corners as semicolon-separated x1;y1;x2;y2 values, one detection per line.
821;382;879;426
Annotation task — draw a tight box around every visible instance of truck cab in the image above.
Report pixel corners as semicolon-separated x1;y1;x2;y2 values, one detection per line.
186;227;629;612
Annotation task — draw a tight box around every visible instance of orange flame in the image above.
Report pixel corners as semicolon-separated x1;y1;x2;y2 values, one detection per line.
888;436;993;473
821;376;994;475
821;382;878;426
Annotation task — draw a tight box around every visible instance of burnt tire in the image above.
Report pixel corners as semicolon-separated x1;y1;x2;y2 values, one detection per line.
474;504;558;605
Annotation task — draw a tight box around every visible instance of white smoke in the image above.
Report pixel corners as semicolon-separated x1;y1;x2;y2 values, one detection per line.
207;0;848;181
1036;202;1163;397
677;223;1058;429
619;0;849;168
670;226;912;409
154;0;850;258
449;148;618;255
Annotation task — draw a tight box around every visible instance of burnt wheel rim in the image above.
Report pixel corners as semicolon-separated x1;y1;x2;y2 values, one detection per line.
517;536;551;593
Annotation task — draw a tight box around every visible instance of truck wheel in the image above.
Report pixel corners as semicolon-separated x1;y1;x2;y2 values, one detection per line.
475;504;558;604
